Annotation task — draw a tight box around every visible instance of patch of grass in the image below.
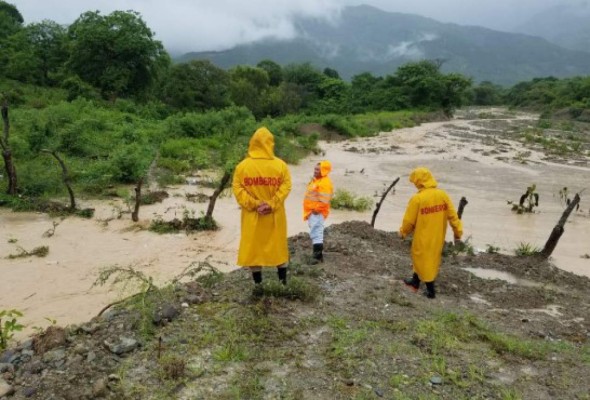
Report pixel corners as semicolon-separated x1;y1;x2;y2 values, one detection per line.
159;355;187;380
486;244;500;254
331;189;373;212
257;276;318;302
7;245;49;259
514;242;541;256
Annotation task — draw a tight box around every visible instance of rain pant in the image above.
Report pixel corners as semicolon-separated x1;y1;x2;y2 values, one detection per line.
303;161;334;221
232;127;292;267
399;167;463;282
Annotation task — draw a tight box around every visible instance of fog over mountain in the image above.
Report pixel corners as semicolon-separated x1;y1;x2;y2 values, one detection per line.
15;0;569;54
516;1;590;52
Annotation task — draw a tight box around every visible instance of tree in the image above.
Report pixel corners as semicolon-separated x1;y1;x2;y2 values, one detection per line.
257;59;283;86
0;1;23;39
323;67;340;80
229;66;270;118
3;20;68;85
161;60;230;111
67;10;170;99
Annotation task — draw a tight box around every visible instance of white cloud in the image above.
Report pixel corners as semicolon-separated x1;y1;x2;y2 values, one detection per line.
14;0;568;53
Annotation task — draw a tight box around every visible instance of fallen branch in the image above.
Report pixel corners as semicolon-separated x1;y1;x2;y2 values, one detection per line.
371;177;400;227
541;193;580;258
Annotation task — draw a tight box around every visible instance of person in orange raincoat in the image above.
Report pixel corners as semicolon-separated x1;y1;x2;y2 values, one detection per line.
399;167;463;299
232;127;292;289
303;161;334;263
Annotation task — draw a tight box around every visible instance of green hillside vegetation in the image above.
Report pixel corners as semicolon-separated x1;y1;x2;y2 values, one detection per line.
0;2;471;214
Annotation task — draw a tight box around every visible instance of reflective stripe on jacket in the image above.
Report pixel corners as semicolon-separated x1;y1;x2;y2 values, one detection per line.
303;160;334;221
399;167;462;282
232;127;292;267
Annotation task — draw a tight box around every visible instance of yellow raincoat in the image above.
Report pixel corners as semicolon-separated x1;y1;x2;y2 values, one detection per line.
232;127;292;267
399;168;463;282
303;161;334;220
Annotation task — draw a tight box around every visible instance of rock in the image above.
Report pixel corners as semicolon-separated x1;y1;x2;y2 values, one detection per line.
185;294;205;305
73;343;89;355
21;387;37;398
101;309;119;321
25;360;44;374
104;337;138;355
80;323;100;334
0;379;14;397
42;348;66;364
374;387;384;397
430;376;443;385
0;350;16;364
33;326;67;354
86;351;96;362
153;304;180;325
0;363;14;374
19;339;34;351
92;378;108;397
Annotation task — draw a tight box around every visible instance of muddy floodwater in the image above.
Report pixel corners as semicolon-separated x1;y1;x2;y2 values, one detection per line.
1;108;589;337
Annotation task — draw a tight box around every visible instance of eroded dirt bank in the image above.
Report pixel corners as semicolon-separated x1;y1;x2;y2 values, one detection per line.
0;221;588;399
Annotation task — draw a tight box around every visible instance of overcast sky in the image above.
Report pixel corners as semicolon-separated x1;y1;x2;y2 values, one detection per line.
14;0;566;54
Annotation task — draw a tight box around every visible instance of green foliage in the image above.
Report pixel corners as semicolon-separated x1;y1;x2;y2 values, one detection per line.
514;242;541;257
66;10;170;99
0;309;24;350
160;60;230;111
485;244;500;254
331;189;373;212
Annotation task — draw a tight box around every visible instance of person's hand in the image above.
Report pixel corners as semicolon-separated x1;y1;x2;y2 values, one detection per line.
257;202;272;215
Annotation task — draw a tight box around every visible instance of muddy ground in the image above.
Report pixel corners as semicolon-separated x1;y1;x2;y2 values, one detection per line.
1;220;589;399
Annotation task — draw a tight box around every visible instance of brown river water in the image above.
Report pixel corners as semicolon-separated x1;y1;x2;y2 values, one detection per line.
1;109;589;338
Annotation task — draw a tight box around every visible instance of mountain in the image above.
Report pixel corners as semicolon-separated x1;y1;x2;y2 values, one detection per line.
178;5;590;86
516;1;590;53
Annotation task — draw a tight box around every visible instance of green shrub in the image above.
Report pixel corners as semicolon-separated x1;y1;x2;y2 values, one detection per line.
331;189;373;211
514;242;541;257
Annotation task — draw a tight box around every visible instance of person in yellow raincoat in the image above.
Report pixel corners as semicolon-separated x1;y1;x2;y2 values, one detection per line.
303;161;334;263
232;127;292;290
399;167;462;299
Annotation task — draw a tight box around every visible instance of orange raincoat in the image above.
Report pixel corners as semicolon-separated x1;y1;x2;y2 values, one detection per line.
232;127;292;267
399;168;463;282
303;161;334;220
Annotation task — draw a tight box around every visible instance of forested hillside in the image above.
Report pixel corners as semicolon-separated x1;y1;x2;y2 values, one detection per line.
180;5;590;85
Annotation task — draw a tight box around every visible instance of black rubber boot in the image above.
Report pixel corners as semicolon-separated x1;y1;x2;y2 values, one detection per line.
252;271;262;284
252;271;263;297
312;243;324;263
424;281;436;299
403;273;420;292
277;267;287;285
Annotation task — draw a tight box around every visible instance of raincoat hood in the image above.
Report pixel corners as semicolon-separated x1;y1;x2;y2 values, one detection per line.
319;160;332;177
248;127;275;159
409;167;437;190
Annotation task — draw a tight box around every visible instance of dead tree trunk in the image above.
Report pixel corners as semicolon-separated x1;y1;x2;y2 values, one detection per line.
1;103;18;195
457;197;468;219
42;150;76;210
131;178;143;222
371;177;400;227
205;172;231;220
541;193;580;258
